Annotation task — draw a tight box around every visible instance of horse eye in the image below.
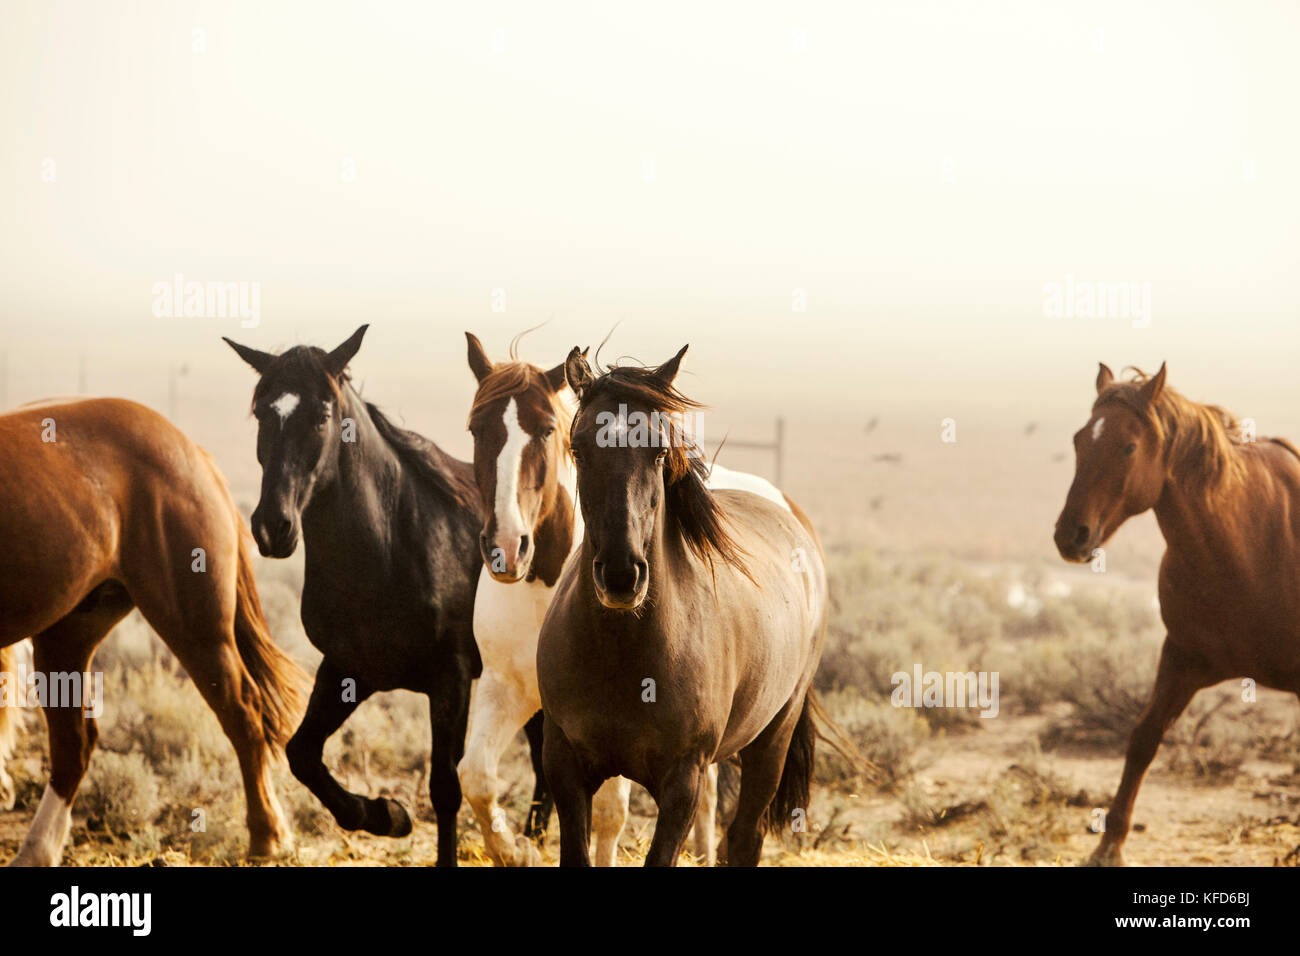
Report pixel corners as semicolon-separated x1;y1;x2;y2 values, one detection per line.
655;449;667;466
1124;442;1137;456
570;446;581;462
542;426;556;439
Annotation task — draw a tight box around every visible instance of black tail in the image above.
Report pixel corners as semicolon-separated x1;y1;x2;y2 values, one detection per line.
763;693;816;834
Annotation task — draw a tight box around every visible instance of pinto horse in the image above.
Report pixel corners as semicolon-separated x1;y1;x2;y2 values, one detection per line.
1055;363;1300;865
225;326;509;866
538;346;828;866
0;398;304;866
459;333;785;865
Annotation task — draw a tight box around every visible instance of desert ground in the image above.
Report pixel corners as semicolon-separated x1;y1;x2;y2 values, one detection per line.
3;521;1298;867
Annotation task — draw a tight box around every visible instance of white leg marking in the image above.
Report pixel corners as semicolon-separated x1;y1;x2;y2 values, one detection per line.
9;785;71;867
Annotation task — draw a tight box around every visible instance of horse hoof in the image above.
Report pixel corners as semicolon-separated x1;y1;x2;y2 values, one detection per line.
514;835;543;867
1084;845;1124;867
364;797;412;838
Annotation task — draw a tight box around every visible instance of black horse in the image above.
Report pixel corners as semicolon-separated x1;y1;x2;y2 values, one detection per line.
224;325;547;865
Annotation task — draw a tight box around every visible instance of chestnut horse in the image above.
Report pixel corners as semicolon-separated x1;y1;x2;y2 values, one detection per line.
460;333;768;865
0;398;304;866
538;346;828;866
1055;363;1300;865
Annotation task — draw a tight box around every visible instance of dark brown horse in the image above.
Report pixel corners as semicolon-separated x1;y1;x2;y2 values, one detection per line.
537;346;828;866
0;398;304;866
1055;363;1300;865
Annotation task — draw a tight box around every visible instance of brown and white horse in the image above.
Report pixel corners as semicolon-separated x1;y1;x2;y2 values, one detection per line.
1055;363;1300;864
0;398;304;865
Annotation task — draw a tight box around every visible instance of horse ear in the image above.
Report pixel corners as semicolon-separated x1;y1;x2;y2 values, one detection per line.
1095;362;1114;394
224;337;273;374
653;344;689;386
326;325;368;378
564;346;593;398
466;332;493;383
543;358;567;392
1138;362;1167;406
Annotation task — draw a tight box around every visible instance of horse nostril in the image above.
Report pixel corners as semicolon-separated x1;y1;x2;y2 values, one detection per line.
519;534;530;557
276;518;293;541
1073;525;1090;547
592;560;606;590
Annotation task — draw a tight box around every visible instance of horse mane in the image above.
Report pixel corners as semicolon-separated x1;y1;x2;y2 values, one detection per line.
578;359;752;580
1094;367;1248;500
365;402;481;513
468;361;572;460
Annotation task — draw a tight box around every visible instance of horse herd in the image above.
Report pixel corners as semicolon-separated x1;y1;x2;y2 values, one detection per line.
2;330;1299;867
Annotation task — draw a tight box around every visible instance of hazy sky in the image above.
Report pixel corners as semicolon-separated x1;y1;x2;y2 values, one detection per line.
3;0;1298;495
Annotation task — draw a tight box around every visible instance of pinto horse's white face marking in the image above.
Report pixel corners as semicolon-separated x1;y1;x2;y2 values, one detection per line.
271;392;300;427
1092;417;1106;442
493;397;531;540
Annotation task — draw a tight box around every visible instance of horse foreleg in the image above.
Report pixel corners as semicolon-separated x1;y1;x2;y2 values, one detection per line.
591;776;630;866
1089;639;1212;866
426;665;474;867
9;605;123;866
286;660;409;837
645;760;706;867
542;713;594;867
457;670;540;865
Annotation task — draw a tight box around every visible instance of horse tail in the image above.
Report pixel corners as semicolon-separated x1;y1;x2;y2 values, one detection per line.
233;530;306;755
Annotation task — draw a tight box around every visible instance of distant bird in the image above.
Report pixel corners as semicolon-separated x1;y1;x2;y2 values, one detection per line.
869;495;884;511
1024;421;1037;436
864;416;879;435
872;453;902;464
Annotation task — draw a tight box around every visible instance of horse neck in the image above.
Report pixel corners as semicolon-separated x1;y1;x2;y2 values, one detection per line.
1151;450;1252;564
303;386;402;536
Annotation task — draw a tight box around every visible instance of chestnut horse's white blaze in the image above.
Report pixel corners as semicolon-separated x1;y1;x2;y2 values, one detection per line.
1091;416;1105;441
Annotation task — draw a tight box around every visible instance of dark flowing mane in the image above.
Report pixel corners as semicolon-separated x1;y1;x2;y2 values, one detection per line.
365;401;481;514
578;359;751;579
1095;367;1248;501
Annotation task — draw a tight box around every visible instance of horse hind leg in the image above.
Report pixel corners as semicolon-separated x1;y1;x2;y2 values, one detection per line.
1089;638;1213;867
127;569;294;859
522;710;554;840
724;693;814;868
688;763;719;866
8;584;131;866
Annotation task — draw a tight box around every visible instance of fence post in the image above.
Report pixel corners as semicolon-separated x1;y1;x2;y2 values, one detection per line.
775;416;785;486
